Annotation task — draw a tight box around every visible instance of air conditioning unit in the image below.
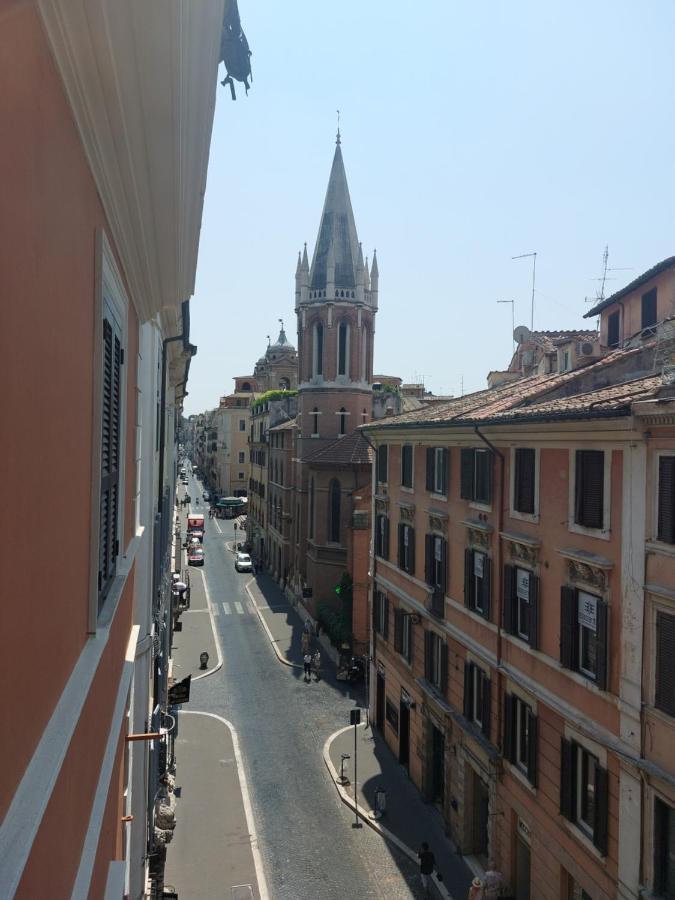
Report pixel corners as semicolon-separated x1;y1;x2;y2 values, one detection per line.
577;341;599;357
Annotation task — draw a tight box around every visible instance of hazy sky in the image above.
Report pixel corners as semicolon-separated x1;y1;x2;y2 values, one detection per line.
184;0;675;415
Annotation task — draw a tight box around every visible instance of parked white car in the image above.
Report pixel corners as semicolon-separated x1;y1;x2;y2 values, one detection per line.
235;552;253;573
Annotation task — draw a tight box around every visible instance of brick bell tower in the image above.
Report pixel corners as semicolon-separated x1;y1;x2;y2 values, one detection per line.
294;133;379;456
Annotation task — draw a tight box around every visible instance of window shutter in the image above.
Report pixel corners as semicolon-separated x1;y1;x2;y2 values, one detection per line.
503;564;516;634
425;534;433;586
394;609;402;652
441;539;448;594
560;586;577;669
408;528;415;575
514;448;536;514
485;451;493;503
482;676;491;740
440;642;448;694
528;574;540;650
560;738;575;821
593;764;609;856
424;631;432;681
99;317;122;606
463;662;473;720
383;517;389;561
655;611;675;717
426;447;435;491
526;712;538;787
658;456;675;544
464;549;473;607
595;600;609;691
407;618;414;664
398;523;404;568
373;592;380;634
442;449;449;496
503;693;514;762
461;448;474;499
575;450;604;529
482;558;492;621
383;596;389;639
654;799;669;895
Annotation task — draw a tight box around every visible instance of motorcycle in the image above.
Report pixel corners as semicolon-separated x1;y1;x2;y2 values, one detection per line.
337;655;365;684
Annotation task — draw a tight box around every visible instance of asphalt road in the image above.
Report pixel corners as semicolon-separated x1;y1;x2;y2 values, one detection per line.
184;475;423;900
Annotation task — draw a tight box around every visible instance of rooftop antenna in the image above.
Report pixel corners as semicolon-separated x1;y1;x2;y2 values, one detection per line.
512;252;537;330
585;245;632;305
278;317;284;332
336;109;341;145
266;334;270;347
497;299;516;354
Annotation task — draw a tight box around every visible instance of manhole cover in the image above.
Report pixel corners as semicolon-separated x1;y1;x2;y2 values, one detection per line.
231;885;254;900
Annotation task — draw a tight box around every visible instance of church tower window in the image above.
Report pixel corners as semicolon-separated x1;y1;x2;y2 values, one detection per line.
312;407;319;436
314;323;324;376
329;479;341;543
338;322;349;376
339;407;347;435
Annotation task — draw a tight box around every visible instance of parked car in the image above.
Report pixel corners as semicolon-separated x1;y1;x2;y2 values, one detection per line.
188;547;205;566
235;552;252;573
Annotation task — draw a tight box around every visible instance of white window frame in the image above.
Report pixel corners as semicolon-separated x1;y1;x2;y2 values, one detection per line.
433;447;446;496
568;447;612;540
430;632;443;688
472;665;485;727
515;695;532;775
577;589;599;681
432;534;444;588
510;446;540;523
473;550;486;614
401;613;411;662
516;567;531;641
575;743;599;838
376;591;388;636
90;231;128;630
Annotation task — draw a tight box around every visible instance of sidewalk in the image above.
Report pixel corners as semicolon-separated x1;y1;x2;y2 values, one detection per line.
325;724;474;900
164;711;267;900
246;572;314;670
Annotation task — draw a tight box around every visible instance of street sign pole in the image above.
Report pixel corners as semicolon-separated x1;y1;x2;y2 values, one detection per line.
350;708;362;828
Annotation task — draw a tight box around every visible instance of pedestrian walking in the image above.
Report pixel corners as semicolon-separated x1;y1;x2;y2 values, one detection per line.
483;863;503;900
312;649;321;681
468;876;484;900
303;618;312;636
303;652;312;680
417;842;435;898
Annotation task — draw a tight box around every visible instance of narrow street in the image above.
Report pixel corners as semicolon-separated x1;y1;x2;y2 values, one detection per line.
166;475;424;900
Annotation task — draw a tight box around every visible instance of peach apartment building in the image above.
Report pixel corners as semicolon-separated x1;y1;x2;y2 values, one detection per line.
363;256;675;899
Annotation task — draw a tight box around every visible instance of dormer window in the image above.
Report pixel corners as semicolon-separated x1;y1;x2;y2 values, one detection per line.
642;288;657;333
607;310;620;348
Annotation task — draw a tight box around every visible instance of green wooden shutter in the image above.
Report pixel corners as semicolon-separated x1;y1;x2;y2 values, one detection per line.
503;693;514;762
503;564;516;634
425;534;433;585
442;448;449;496
560;586;577;669
461;448;474;499
464;549;473;607
593;764;609;855
383;517;389;561
655;611;675;717
426;447;435;491
527;711;538;787
440;539;448;594
373;592;380;634
560;738;575;821
658;456;675;543
575;450;604;529
482;676;491;740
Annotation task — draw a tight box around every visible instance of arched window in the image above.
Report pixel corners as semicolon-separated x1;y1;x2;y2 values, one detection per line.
312;406;319;436
362;407;368;424
279;377;290;390
308;478;315;539
339;407;347;435
241;381;251;392
329;479;341;543
314;322;324;376
338;322;349;376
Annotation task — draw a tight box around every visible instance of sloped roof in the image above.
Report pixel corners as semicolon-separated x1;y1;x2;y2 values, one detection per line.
269;417;297;432
584;255;675;317
304;430;372;467
309;143;360;290
523;329;597;353
363;344;661;429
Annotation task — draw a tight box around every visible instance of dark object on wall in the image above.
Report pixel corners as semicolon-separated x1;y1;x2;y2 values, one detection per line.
220;0;252;99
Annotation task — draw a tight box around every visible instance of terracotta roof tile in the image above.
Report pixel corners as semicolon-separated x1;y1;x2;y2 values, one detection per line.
304;430;373;466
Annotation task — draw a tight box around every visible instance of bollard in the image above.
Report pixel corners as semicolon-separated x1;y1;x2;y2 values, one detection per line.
337;752;350;785
199;651;209;670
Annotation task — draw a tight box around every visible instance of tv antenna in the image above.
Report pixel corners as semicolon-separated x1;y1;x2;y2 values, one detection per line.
585;245;632;305
512;252;537;330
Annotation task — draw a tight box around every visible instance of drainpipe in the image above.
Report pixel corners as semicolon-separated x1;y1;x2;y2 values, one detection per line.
474;426;506;765
360;429;379;724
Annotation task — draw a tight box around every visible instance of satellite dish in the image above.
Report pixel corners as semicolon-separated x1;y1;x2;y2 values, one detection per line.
513;325;532;345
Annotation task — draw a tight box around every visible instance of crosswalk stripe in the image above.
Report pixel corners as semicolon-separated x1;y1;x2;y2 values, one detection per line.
234;601;244;615
212;604;220;618
222;602;232;615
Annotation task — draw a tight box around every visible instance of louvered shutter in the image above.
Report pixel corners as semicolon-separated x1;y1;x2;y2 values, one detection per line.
442;449;449;496
99;316;122;607
503;565;516;634
398;523;404;568
463;662;473;720
560;738;575;821
425;534;433;586
408;528;415;575
655;611;675;716
461;448;474;499
424;631;432;681
373;592;380;634
654;799;669;894
383;517;389;561
514;448;536;514
595;600;609;691
560;586;577;669
482;558;492;621
440;642;448;694
485;451;493;503
464;549;473;607
503;693;514;762
593;764;609;855
575;450;604;529
482;676;491;740
526;712;538;787
394;609;402;652
383;596;389;639
658;456;675;544
440;539;448;594
528;574;540;650
426;447;435;491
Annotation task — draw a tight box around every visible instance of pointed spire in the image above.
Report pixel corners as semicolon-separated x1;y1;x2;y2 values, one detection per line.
296;251;302;275
371;249;378;278
308;141;360;291
370;249;379;299
357;242;364;270
364;256;370;291
301;242;309;271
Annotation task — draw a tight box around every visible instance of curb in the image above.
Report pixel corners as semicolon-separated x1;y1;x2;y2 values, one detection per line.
192;567;223;681
245;579;303;670
322;725;453;900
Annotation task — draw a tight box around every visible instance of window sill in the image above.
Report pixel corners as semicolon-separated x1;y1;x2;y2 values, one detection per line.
561;818;607;863
469;501;493;513
504;760;537;795
509;509;540;525
646;540;675;558
400;485;415;494
567;521;611;542
429;492;447;502
311;433;320;438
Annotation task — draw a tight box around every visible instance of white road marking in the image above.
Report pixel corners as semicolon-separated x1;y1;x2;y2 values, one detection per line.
211;604;220;618
234;601;244;615
193;568;224;682
222;602;232;615
180;712;270;900
214;519;223;534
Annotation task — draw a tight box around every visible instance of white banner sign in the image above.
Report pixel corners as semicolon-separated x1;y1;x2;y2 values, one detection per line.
474;552;484;577
578;592;597;632
516;569;530;601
